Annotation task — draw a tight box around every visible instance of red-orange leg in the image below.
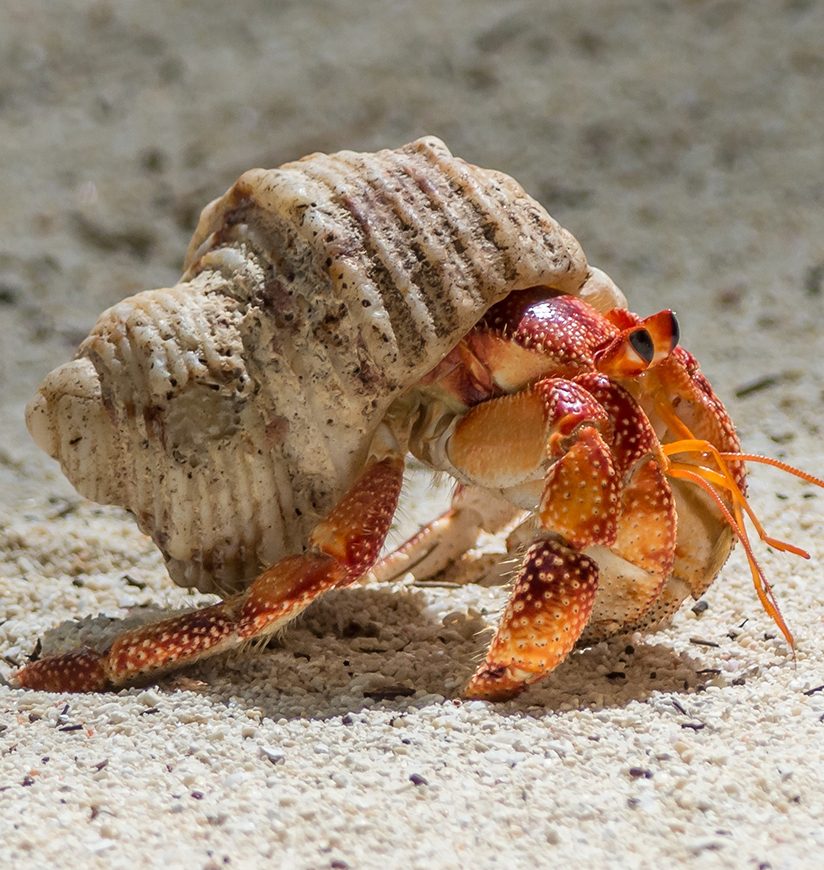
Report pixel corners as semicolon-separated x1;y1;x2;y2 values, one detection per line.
573;374;678;639
371;485;521;583
15;455;405;692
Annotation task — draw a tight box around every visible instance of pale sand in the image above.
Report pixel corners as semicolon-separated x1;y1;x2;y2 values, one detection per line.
1;2;823;868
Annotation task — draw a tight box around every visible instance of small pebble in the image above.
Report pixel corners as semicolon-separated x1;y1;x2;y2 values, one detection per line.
260;747;286;765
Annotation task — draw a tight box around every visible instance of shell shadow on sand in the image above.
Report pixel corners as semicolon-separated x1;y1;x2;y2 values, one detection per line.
11;583;717;723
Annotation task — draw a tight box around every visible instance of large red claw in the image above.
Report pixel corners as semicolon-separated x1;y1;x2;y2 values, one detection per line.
464;539;598;701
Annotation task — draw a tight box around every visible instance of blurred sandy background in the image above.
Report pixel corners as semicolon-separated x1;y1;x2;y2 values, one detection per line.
1;2;823;868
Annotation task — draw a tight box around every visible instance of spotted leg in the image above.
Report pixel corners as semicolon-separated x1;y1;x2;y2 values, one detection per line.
14;433;405;693
371;484;522;583
574;373;677;642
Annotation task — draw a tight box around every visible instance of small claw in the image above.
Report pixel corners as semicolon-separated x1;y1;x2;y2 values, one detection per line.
613;457;677;577
540;426;619;549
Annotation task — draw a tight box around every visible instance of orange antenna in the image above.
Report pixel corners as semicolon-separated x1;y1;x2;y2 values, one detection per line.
662;439;812;559
662;437;824;648
666;459;794;648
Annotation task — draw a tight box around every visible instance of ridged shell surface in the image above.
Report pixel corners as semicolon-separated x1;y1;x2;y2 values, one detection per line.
27;137;593;593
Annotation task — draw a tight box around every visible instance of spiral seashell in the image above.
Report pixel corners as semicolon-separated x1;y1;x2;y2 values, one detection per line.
27;136;599;594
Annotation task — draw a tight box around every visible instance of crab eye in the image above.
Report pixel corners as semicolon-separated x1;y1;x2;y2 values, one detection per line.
629;328;655;365
669;312;680;350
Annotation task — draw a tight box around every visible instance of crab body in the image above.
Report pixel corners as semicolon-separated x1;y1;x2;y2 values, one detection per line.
394;290;744;697
16;139;820;699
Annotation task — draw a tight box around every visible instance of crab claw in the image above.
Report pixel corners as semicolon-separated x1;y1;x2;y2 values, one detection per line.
464;539;598;701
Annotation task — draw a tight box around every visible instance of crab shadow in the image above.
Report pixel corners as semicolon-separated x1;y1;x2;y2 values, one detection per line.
20;583;718;722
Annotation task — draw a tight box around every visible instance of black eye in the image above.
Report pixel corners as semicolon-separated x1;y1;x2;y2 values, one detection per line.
669;312;680;350
629;328;654;364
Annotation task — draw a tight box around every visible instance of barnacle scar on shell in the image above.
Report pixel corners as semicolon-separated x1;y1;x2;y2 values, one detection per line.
18;137;823;698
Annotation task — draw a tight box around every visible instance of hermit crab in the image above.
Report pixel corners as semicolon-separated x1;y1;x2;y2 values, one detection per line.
15;137;823;700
